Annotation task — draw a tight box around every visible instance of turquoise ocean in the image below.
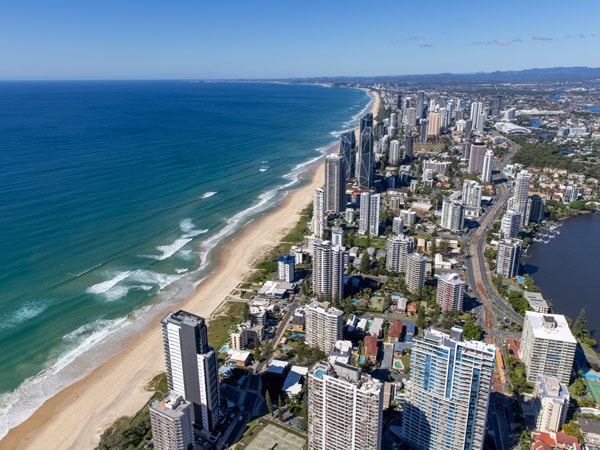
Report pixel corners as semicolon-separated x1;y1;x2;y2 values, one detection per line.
0;81;370;437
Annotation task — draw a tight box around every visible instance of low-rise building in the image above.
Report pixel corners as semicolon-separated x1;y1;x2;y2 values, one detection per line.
533;375;569;432
363;335;379;363
524;291;549;314
387;320;404;344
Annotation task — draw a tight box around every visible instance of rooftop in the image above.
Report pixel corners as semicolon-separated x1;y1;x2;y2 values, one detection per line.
525;311;576;344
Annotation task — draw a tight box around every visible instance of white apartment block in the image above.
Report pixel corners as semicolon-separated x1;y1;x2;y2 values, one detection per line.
533;375;570;433
149;394;194;450
305;301;343;354
308;361;382;450
519;312;576;384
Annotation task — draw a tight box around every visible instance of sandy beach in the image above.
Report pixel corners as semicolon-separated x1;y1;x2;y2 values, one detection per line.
0;89;379;450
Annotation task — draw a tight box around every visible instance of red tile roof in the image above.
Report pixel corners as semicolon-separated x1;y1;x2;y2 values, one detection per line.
364;336;378;357
388;320;404;339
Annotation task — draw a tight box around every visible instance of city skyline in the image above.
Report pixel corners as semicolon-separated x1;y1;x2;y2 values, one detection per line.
2;0;600;80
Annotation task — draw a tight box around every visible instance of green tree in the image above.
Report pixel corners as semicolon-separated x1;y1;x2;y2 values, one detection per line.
562;420;583;443
277;396;284;421
416;306;428;330
299;395;308;430
360;251;370;274
573;308;587;339
571;378;587;397
265;390;273;417
462;322;484;341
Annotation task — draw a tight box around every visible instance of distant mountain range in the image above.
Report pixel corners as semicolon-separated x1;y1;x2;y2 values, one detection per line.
279;67;600;85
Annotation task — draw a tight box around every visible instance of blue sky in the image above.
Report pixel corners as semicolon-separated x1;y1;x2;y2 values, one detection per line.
2;0;599;79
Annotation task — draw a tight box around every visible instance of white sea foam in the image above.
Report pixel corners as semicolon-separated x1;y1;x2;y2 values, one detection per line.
86;271;131;295
175;268;189;274
200;191;218;199
128;269;182;290
149;238;193;261
0;316;130;440
0;300;51;331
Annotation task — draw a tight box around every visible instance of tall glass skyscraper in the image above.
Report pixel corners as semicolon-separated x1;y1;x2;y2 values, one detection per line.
401;329;495;450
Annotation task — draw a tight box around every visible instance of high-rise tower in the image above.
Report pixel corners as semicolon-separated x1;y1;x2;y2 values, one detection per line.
401;330;495;450
356;126;373;189
161;310;221;434
312;241;344;300
324;154;345;214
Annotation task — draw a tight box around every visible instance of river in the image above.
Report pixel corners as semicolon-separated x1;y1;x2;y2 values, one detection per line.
523;213;600;337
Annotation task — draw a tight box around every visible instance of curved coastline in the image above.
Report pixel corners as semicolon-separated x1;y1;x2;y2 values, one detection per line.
0;89;380;449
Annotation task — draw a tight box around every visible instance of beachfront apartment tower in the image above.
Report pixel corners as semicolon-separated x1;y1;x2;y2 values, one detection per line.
495;237;523;278
305;301;344;354
356;126;374;189
325;154;345;214
338;131;354;180
533;376;570;432
519;312;577;385
440;197;464;232
468;142;487;174
401;329;495;450
386;234;413;274
308;361;383;450
436;273;465;312
161;310;221;435
312;187;325;239
149;393;194;450
277;254;295;283
360;112;373;134
312;241;344;301
406;252;427;294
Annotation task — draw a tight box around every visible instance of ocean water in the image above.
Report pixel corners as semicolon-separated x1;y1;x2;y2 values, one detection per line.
0;81;370;438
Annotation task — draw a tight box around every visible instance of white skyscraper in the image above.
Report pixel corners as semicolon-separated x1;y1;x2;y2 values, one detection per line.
358;191;371;235
305;301;344;354
496;237;522;278
511;170;531;225
369;193;381;236
470;101;483;131
312;241;344;300
389;139;400;166
462;180;482;218
406;252;426;294
385;234;413;273
401;329;495;450
519;312;577;385
481;150;493;183
392;216;404;234
161;310;221;434
325;154;345;214
308;361;382;450
312;187;325;239
436;273;465;311
277;255;295;282
331;227;344;247
500;210;522;239
440;197;464;232
149;393;194;450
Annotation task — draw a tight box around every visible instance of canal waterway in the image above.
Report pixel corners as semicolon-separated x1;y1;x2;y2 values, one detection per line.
523;213;600;337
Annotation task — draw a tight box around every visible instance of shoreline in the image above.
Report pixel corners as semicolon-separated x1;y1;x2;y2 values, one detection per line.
0;89;380;449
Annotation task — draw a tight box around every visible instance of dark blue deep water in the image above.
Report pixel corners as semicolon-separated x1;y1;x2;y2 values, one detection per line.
0;81;369;436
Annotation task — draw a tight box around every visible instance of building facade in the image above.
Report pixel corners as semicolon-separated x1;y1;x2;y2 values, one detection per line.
495;237;522;278
308;361;382;450
519;312;577;384
149;393;194;450
401;329;495;450
533;375;570;433
277;254;295;282
441;197;464;232
436;273;465;311
325;154;345;214
406;253;426;294
386;234;413;274
312;241;344;300
305;301;344;354
161;310;221;434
